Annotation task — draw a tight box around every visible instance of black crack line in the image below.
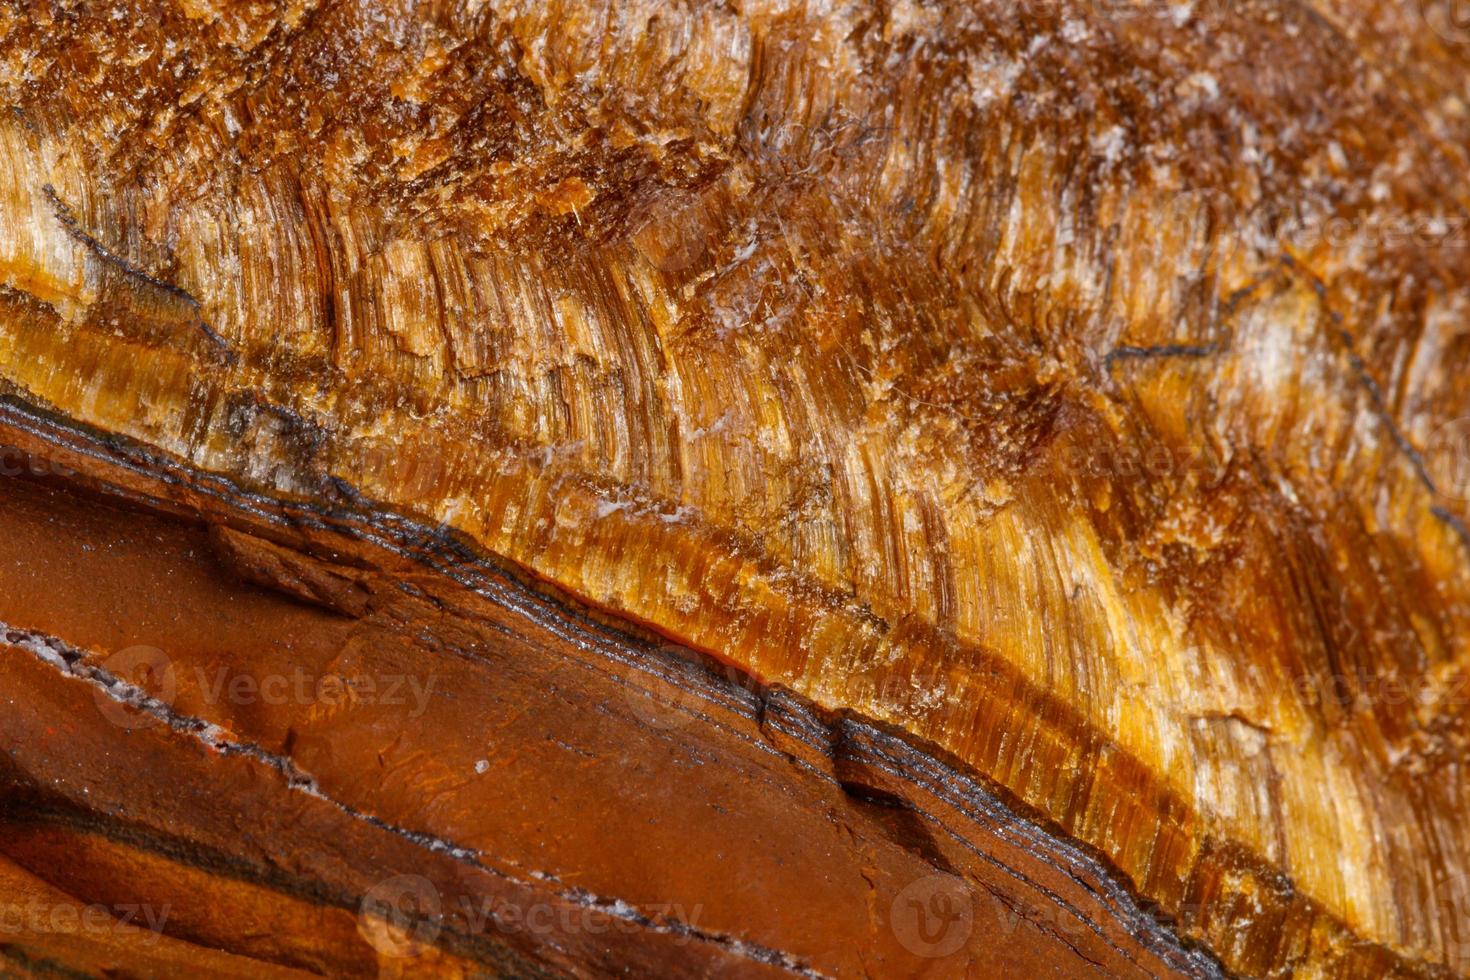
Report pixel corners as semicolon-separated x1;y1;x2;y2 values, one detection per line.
0;621;826;979
1105;343;1219;370
40;183;234;357
1281;253;1470;558
1344;327;1470;555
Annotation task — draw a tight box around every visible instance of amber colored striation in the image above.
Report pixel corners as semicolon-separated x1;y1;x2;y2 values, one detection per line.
1;0;1470;975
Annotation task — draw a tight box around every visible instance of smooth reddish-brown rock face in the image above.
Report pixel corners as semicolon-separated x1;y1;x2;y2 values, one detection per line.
0;446;1227;978
1;0;1469;976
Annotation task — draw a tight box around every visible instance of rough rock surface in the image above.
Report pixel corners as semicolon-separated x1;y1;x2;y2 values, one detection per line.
2;0;1470;975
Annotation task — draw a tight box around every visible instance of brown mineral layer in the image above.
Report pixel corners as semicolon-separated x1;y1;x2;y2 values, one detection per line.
0;457;1222;977
0;0;1469;977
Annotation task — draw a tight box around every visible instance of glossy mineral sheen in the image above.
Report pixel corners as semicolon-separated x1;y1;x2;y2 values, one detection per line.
2;1;1469;975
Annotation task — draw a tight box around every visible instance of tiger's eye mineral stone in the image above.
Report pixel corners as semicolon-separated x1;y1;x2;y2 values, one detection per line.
1;0;1469;976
